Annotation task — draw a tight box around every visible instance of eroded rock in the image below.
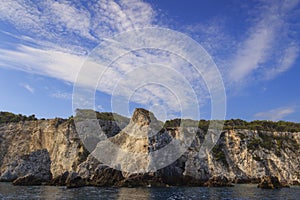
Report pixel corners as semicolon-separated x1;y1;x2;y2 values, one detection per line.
0;149;51;185
66;171;87;188
204;175;233;187
13;174;45;186
0;109;299;187
257;176;290;189
50;171;70;186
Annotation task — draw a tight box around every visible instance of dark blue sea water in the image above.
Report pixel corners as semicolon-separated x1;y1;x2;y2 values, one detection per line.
0;182;299;200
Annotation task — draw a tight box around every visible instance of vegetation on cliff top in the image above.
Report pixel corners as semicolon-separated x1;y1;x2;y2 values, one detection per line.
72;109;130;124
1;110;300;133
0;112;37;124
246;131;299;154
164;118;300;132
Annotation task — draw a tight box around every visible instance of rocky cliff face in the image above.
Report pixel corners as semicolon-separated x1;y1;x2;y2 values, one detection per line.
0;149;51;184
0;118;122;179
0;109;299;186
182;129;300;184
0;119;84;179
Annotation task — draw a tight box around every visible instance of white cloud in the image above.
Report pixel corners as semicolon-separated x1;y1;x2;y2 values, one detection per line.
185;19;236;57
0;41;209;119
228;0;299;83
0;0;160;87
119;0;155;27
180;1;299;90
50;91;72;100
265;44;299;79
0;45;84;83
3;0;298;120
21;83;34;93
0;0;156;45
46;0;94;40
229;26;274;81
254;107;295;121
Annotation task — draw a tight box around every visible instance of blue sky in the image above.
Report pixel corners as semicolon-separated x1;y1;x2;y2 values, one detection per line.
0;0;299;122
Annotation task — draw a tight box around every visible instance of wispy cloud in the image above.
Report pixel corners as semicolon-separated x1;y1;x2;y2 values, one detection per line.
228;0;299;83
0;37;211;118
185;19;236;57
0;0;156;46
254;106;295;121
265;44;299;79
0;0;298;120
180;0;299;90
50;91;72;100
0;0;216;119
0;45;83;83
20;83;34;93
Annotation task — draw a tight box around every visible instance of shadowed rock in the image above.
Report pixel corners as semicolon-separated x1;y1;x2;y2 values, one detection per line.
66;171;87;188
0;109;300;187
204;175;233;187
50;171;70;186
0;149;52;185
257;176;290;189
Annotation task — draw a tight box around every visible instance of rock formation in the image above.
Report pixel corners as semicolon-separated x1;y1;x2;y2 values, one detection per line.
0;149;51;185
0;109;299;187
204;175;233;187
257;175;290;189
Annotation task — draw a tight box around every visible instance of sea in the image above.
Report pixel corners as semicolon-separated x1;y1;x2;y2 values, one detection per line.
0;182;299;200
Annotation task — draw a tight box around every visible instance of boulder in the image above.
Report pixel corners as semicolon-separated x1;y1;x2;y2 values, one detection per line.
89;166;124;187
292;180;300;185
13;174;45;186
66;171;87;188
204;175;233;187
50;171;70;186
234;176;260;184
257;176;290;189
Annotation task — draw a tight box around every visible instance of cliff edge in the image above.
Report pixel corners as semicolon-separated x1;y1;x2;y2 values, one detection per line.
0;109;299;187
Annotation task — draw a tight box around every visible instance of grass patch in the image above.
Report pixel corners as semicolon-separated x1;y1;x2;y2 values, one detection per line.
212;145;228;167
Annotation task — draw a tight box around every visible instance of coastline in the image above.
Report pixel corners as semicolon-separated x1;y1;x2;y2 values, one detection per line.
0;109;299;189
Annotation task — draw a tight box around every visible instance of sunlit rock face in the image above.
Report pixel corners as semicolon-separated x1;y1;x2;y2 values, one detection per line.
0;119;84;179
92;108;164;175
131;108;152;126
0;109;299;187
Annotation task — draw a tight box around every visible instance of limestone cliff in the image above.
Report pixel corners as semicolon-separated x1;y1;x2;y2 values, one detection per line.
182;129;300;184
0;109;299;186
0;118;122;179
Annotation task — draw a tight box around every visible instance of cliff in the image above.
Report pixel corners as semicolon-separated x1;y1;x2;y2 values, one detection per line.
0;109;299;187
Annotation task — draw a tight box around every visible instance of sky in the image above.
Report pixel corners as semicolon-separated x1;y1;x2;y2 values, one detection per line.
0;0;299;122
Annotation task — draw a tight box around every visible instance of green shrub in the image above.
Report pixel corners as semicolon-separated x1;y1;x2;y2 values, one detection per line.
237;132;246;140
74;109;129;123
0;112;37;124
247;138;261;150
212;145;228;166
165;118;300;133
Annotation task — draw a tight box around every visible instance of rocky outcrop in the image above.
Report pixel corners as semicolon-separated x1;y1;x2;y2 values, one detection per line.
257;175;290;189
0;109;299;187
0;119;85;179
65;171;87;188
13;174;46;186
92;108;165;174
204;175;233;187
0;149;51;185
50;171;88;188
77;155;125;187
0;118;125;180
50;171;70;186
